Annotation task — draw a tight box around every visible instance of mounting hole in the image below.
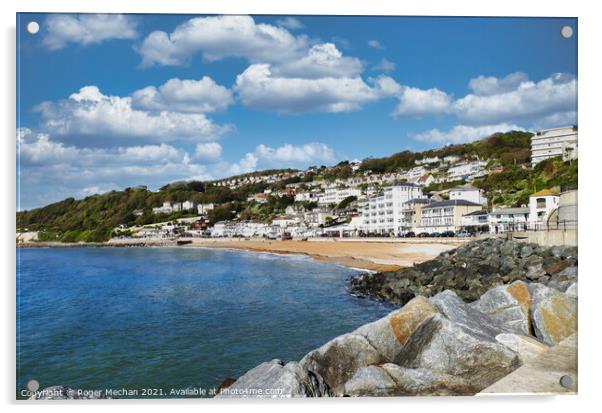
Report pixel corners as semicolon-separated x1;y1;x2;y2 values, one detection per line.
559;375;574;388
560;25;573;39
26;21;39;34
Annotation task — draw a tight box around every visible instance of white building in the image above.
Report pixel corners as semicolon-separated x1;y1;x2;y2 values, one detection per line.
318;187;361;206
182;200;195;211
528;189;560;230
294;191;319;203
488;208;529;233
417;199;483;234
401;198;433;233
460;210;489;232
211;221;235;237
152;201;174;215
447;160;487;181
197;203;214;215
531;126;578;167
362;183;425;235
448;184;487;206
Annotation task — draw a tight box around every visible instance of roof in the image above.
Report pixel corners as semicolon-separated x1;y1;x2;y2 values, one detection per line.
449;184;479;192
490;207;530;215
463;210;489;216
423;199;483;209
530;189;559;197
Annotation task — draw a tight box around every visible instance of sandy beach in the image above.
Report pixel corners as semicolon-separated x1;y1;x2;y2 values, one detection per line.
183;238;467;272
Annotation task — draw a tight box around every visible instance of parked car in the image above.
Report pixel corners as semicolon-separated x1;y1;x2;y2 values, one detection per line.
455;230;471;237
417;232;430;238
404;231;416;238
440;230;455;237
281;232;293;241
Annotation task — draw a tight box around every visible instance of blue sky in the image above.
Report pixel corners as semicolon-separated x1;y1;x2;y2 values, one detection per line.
17;13;577;209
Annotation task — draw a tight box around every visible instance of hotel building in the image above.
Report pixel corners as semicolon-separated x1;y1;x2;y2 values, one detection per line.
531;125;578;167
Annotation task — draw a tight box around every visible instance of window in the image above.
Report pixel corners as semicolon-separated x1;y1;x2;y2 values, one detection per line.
536;198;546;209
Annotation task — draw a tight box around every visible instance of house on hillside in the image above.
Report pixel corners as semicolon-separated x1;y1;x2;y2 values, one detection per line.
448;184;487;206
528;189;560;230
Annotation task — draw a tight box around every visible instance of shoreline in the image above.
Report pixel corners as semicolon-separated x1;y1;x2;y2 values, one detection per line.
17;237;466;272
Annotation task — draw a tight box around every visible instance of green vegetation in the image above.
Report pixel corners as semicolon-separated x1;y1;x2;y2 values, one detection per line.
359;130;533;173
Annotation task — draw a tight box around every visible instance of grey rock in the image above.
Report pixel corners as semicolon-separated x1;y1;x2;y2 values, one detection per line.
471;281;532;335
495;333;550;364
381;364;475;395
299;333;383;395
343;365;399;396
526;264;546;280
557;266;578;278
565;282;577;297
531;285;577;345
216;359;330;398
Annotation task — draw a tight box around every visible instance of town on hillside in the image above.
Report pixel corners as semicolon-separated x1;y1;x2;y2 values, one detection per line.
105;126;577;242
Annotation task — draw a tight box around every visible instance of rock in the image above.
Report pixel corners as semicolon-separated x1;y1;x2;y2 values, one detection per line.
519;244;534;258
495;333;550;363
531;286;577;345
29;386;110;400
216;359;330;398
344;364;475;396
557;266;578;278
381;364;475;395
565;282;577;297
299;333;383;395
394;291;520;389
544;260;571;275
343;365;399;396
471;281;532;335
354;296;438;363
526;264;546;280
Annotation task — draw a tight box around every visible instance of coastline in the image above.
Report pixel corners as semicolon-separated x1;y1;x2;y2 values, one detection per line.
17;238;466;272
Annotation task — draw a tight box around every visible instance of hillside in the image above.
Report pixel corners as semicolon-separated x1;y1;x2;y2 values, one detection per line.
17;130;577;242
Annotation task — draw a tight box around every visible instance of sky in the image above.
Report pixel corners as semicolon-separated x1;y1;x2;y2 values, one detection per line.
16;13;577;210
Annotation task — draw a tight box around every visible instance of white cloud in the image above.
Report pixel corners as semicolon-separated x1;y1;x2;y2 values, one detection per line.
412;123;522;144
255;142;335;164
468;72;529;96
131;76;233;113
36;86;231;142
195;142;223;162
138;15;308;66
234;64;400;113
272;43;363;79
275;17;304;30
43;14;137;50
367;40;383;49
373;58;396;73
453;73;577;125
393;87;452;118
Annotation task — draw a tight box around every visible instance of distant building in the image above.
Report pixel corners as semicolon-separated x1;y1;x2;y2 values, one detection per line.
531;125;578;167
448;184;487;206
197;203;214;215
133;209;144;217
417;199;483;234
247;193;269;204
461;210;489;233
318;187;361;206
401;198;432;233
362;183;425;235
416;174;435;187
528;189;560;230
182;200;195;211
447;160;487;181
488;208;529;233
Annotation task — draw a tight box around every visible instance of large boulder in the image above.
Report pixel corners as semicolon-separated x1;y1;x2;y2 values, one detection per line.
216;359;330;398
298;333;383;395
531;285;577;345
395;291;520;389
471;281;532;335
344;364;474;396
495;333;550;364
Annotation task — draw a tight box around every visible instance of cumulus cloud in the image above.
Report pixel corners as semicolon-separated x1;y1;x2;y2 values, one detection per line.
131;76;233;113
373;58;396;73
195;142;223;162
138;15;308;66
367;40;383;49
393;87;452;118
275;17;304;30
453;73;577;125
255;142;335;164
272;43;363;79
43;14;137;50
235;64;400;113
412;123;522;144
36;85;232;142
467;72;529;96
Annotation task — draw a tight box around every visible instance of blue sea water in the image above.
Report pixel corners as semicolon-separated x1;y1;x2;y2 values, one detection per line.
17;247;394;398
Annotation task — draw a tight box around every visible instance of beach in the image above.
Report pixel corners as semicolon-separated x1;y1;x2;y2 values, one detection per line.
182;238;467;272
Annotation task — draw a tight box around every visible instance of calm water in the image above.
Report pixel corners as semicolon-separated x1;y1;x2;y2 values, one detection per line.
17;247;393;398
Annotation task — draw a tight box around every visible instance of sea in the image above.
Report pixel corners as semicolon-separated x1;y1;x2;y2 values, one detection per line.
16;247;394;398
